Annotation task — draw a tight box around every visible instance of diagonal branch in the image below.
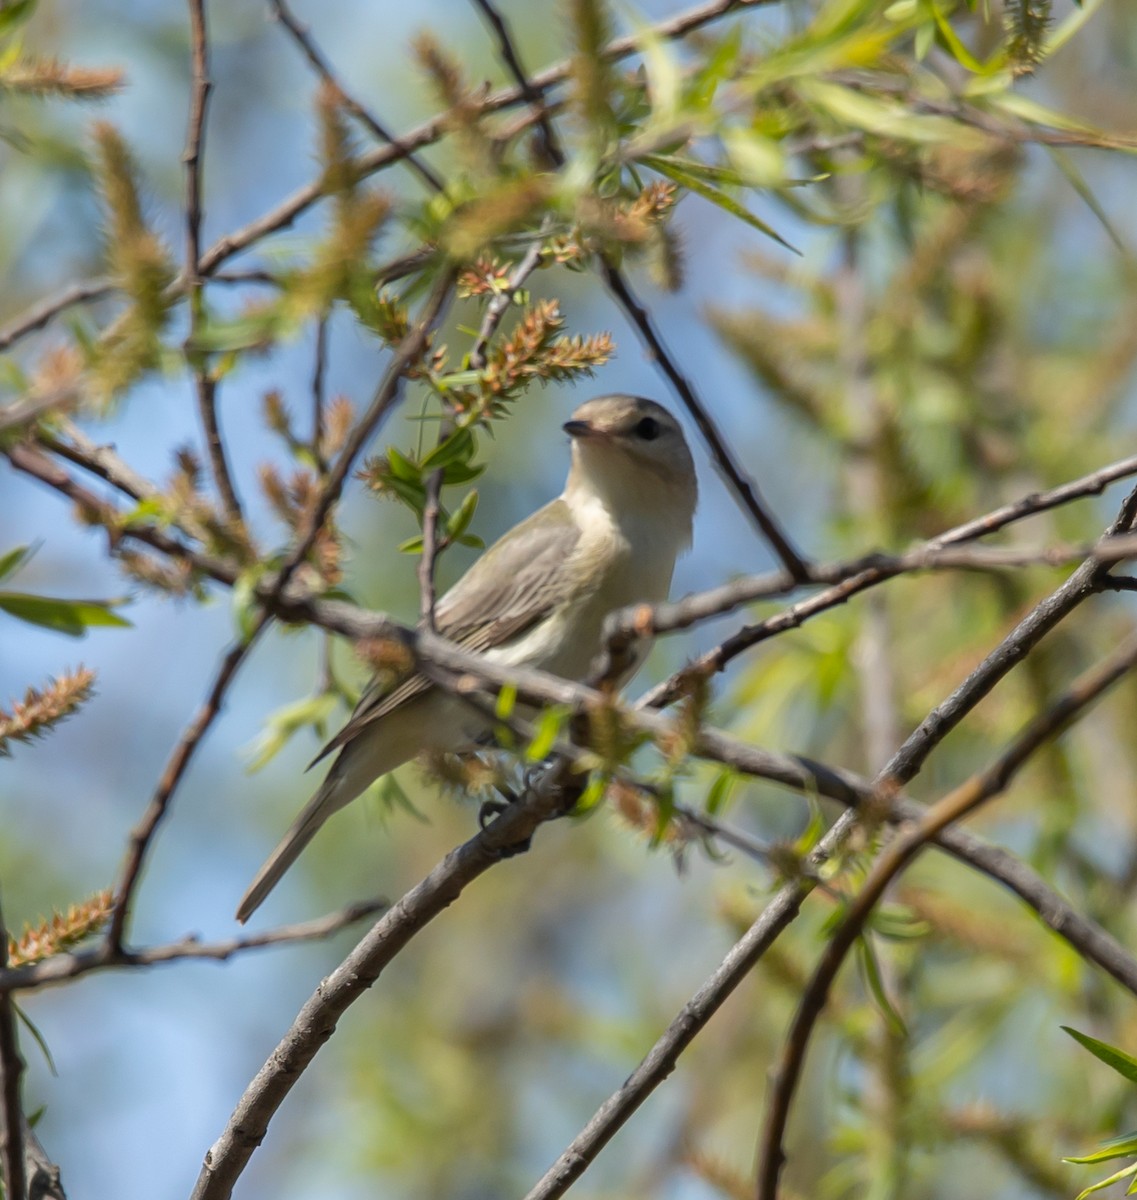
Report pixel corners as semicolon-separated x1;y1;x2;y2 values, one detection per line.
270;269;455;603
464;0;809;578
189;762;581;1200
470;0;563;166
107;620;270;950
600;263;812;579
639;456;1137;708
183;0;244;529
754;630;1137;1200
268;0;444;192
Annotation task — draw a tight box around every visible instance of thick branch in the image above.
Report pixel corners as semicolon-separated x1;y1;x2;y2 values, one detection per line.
189;764;580;1200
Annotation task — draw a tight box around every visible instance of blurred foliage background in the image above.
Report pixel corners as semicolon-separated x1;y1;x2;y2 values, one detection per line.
3;0;1137;1198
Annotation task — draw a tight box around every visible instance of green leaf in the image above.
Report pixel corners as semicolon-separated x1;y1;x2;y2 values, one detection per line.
381;474;428;514
246;691;341;773
575;772;608;813
1047;145;1127;252
421;426;476;472
645;154;800;254
1043;0;1105;59
988;91;1135;152
930;3;997;74
0;543;33;583
441;461;486;486
231;566;266;643
526;706;568;762
446;489;479;542
398;535;425;554
0;592;131;637
686;24;741;111
495;682;517;722
721;127;787;188
1069;1161;1137;1200
0;0;38;40
705;768;736;816
857;935;907;1037
386;446;423;484
868;904;931;941
1064;1132;1137;1165
372;771;430;825
1063;1026;1137;1085
15;1002;56;1076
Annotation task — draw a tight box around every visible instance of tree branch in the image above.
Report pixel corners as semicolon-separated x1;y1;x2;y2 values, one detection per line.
189;762;581;1200
183;0;244;529
270;269;454;603
0;899;388;994
107;623;269;950
268;0;444;192
600;262;812;580
754;631;1137;1200
0;898;27;1200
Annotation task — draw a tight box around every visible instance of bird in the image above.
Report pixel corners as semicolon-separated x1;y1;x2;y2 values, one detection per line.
236;394;698;922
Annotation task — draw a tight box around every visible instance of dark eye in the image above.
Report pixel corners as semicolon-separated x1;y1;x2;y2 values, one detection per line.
635;416;661;441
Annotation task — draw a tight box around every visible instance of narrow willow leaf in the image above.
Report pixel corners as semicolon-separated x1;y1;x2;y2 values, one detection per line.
446;489;479;541
1069;1161;1137;1200
1064;1132;1137;1165
246;691;340;773
857;935;907;1037
526;706;568;762
647;155;800;253
0;543;33;583
1047;146;1126;252
1063;1026;1137;1085
0;592;131;636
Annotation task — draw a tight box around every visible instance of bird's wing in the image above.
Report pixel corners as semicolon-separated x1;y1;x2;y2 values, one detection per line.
310;498;581;765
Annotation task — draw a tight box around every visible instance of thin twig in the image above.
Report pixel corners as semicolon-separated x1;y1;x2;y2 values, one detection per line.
107;621;270;950
639;457;1137;708
0;897;27;1200
270;269;454;603
470;0;563;166
195;0;783;279
600;262;811;580
754;631;1137;1200
418;468;444;629
0;277;114;351
311;314;329;473
464;0;809;580
268;0;444;192
184;0;244;528
0;899;389;994
418;228;550;623
189;763;580;1200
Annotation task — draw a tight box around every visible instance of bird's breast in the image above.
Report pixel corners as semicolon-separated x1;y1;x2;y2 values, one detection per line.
488;503;681;683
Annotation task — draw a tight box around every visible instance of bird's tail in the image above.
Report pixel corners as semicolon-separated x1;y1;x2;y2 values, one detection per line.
236;772;349;924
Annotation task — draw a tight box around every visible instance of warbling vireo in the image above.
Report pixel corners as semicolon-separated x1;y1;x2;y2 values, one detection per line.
236;395;698;921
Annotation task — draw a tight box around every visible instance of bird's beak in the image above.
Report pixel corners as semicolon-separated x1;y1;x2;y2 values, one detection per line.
564;419;598;439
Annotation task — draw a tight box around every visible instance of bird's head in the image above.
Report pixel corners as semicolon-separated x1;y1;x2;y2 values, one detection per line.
563;395;698;544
